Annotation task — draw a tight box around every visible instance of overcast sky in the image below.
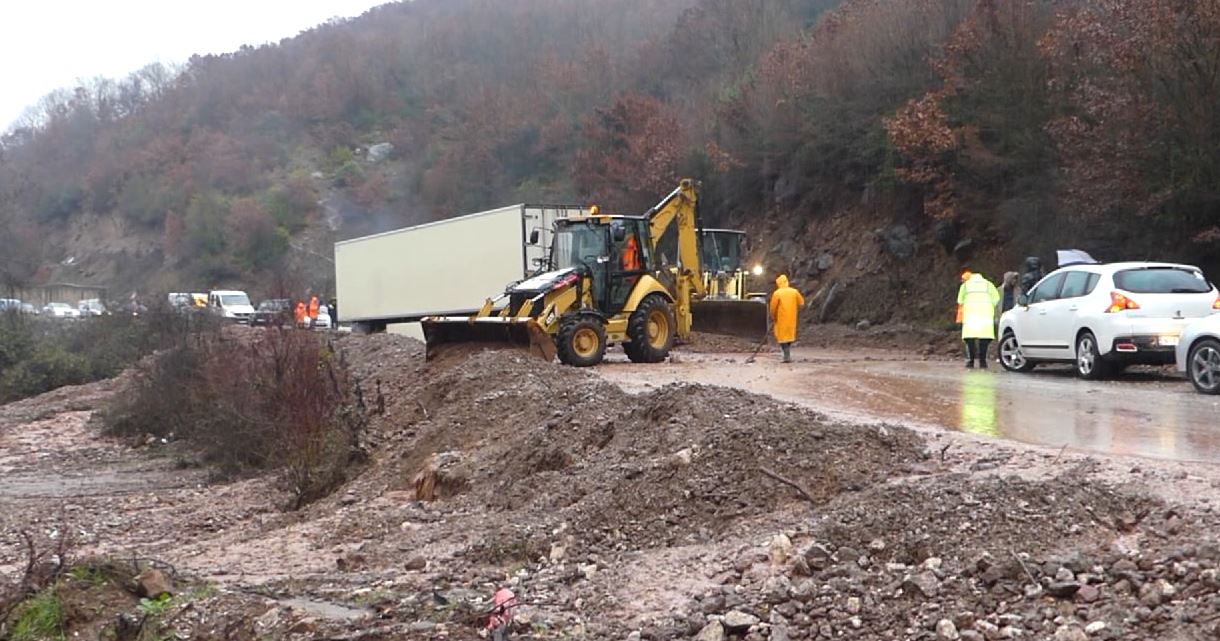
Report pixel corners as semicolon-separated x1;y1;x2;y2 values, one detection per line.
1;0;391;131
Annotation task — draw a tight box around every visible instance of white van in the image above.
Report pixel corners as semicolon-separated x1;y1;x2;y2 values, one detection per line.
208;290;255;323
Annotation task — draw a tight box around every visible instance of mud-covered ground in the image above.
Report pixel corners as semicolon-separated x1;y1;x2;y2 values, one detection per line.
3;329;1220;640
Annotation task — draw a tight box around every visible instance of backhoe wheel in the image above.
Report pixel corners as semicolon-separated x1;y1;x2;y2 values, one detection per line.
556;316;607;367
625;294;676;363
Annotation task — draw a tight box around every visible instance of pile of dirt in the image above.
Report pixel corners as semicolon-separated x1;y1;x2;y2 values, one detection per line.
800;321;961;356
346;345;927;564
679;331;767;353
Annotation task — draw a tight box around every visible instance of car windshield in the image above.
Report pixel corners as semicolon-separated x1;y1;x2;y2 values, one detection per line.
1114;267;1211;294
551;222;608;271
220;294;251;306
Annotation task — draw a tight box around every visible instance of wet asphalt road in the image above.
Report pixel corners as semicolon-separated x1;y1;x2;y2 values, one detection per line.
597;348;1220;464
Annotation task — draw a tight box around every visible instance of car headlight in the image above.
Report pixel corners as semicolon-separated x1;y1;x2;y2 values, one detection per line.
752;264;765;276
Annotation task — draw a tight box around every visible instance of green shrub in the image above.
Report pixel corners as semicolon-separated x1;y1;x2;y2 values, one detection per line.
8;589;64;641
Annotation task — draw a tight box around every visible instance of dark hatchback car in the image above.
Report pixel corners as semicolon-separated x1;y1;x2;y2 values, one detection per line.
251;299;292;327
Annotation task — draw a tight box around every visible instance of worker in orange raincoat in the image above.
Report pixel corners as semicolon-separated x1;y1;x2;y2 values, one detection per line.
622;232;642;271
308;295;319;328
768;274;805;363
294;300;307;328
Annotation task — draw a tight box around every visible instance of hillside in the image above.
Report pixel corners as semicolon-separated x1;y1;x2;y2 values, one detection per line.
1;0;1218;322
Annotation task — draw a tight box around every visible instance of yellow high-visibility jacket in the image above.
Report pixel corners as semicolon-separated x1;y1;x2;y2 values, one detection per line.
957;274;1001;339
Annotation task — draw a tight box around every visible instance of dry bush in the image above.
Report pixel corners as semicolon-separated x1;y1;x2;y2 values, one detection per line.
103;328;367;509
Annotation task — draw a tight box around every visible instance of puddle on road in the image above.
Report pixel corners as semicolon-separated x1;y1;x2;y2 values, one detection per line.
0;467;206;499
277;597;373;621
599;352;1220;464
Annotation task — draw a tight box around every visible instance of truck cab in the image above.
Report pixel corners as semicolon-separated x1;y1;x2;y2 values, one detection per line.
208;290;255;323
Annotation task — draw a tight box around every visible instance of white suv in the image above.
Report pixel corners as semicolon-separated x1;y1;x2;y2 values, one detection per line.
998;262;1219;379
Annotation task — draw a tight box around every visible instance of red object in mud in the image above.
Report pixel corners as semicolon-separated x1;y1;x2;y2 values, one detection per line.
486;588;519;630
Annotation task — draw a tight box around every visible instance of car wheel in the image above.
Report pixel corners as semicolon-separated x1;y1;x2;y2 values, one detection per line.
1188;338;1220;395
999;332;1035;372
1075;331;1108;380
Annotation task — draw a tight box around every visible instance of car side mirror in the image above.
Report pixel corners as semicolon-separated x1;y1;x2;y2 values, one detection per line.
1017;294;1030;306
529;229;541;245
612;227;626;242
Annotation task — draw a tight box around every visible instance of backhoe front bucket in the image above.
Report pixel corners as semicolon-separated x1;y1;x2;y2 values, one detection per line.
421;317;557;363
691;299;769;339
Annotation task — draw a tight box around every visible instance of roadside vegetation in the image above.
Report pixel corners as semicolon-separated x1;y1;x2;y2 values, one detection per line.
0;310;203;403
101;328;368;508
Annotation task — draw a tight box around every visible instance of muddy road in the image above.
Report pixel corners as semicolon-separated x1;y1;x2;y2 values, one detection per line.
600;347;1220;464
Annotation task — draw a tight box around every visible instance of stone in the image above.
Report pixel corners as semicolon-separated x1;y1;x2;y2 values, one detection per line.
695;620;726;641
922;557;944;571
770;533;794;565
135;568;174;599
855;319;872;331
1052;625;1087;641
937;619;960;640
960;632;985;641
1054;568;1075;582
868;538;886;552
722;611;760;632
801;543;832;570
904;571;941;598
790;555;812;577
339;494;358;506
1084;621;1106;635
409;621;437;633
549;543;567;564
771;624;792;641
816;253;834;271
367;142;394;163
1045;582;1081;599
404;555;427;571
880;224;916;259
763;576;791;604
1075;584;1100;603
845;597;862;614
627;631;642;641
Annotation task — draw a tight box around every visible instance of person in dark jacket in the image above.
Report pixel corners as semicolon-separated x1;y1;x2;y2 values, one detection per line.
1000;271;1019;313
1019;257;1043;296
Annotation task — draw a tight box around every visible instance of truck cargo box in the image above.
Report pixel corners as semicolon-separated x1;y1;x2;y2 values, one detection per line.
335;204;583;332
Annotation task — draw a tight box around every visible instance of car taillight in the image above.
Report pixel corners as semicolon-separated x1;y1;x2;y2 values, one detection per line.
1106;291;1140;313
1213;293;1220;310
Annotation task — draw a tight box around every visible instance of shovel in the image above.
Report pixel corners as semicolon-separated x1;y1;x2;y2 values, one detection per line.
744;320;772;364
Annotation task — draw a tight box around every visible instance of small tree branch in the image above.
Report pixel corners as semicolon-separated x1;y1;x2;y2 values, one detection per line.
759;466;817;506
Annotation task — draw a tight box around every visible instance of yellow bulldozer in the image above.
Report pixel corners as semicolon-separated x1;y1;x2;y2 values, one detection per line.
421;180;768;366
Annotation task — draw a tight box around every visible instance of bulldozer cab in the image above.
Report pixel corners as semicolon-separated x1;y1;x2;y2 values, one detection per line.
700;229;746;299
551;216;650;316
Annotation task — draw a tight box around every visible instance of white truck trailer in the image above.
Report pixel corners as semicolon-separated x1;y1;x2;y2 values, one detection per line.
334;204;584;334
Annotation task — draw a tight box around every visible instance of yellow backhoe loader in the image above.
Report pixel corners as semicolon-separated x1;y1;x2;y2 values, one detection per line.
695;228;770;337
421;180;767;366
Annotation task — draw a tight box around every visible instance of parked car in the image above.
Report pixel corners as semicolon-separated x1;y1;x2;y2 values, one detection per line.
251;299;292;326
42;302;81;319
1177;313;1220;394
20;303;37;315
998;262;1220;379
208;290;255;323
313;304;333;330
0;298;20;313
78;298;107;316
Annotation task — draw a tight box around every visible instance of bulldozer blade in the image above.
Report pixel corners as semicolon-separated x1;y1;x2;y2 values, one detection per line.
421;317;556;362
691;299;769;339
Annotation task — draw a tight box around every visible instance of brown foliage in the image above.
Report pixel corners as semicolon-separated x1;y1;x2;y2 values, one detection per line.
103;329;368;509
574;93;685;212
